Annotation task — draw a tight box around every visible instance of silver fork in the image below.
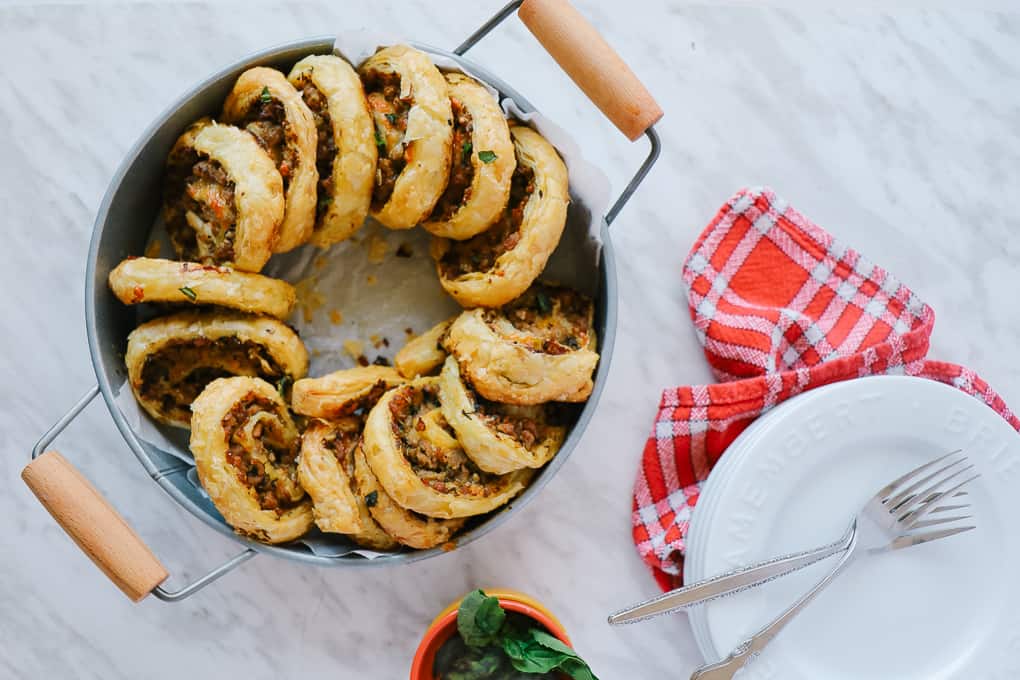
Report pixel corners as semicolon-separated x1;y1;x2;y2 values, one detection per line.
689;451;978;679
609;450;977;625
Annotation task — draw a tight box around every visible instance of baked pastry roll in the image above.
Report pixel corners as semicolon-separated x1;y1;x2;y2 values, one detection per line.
288;55;376;248
108;257;295;319
421;74;515;239
359;45;453;229
438;356;566;475
163;117;283;272
222;67;319;253
444;283;598;404
297;419;398;550
352;444;465;550
190;376;313;543
431;125;568;308
362;376;532;519
126;311;309;428
291;366;404;419
394;318;453;378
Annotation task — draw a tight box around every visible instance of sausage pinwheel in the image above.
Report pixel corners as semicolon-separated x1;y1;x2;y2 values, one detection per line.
394;318;454;379
291;365;405;419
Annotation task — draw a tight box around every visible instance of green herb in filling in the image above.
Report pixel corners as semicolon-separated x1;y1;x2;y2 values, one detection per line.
477;150;497;164
179;286;197;301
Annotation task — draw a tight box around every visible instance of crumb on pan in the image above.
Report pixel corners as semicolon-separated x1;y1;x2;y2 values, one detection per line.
343;339;364;361
396;243;413;258
329;309;343;325
367;234;388;263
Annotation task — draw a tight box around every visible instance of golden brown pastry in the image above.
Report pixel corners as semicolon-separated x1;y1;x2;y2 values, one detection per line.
297;419;398;550
163;117;283;271
394;318;453;378
291;366;404;419
421;74;515;239
108;257;296;319
362;376;532;519
444;283;598;404
431;125;568;308
359;45;453;229
288;55;376;248
222;67;318;253
126;311;308;428
352;444;465;550
190;376;313;543
438;356;566;474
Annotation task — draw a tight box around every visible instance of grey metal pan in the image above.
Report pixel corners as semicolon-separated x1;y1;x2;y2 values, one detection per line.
25;0;662;602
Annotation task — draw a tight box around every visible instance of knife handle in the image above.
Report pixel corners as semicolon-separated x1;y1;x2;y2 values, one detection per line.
608;525;853;625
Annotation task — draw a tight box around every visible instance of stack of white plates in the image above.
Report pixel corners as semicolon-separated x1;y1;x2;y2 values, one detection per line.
683;376;1020;679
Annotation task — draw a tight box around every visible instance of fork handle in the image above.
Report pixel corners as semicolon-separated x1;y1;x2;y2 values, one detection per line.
608;526;853;625
690;526;859;680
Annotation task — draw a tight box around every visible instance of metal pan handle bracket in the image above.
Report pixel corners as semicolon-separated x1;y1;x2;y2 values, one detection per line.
25;386;256;602
454;0;662;225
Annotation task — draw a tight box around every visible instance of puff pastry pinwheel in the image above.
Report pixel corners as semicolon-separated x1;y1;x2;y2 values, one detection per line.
190;376;313;543
108;257;296;319
444;283;598;405
126;310;308;428
438;356;566;475
359;45;453;229
362;376;532;519
421;73;515;240
291;366;404;419
394;318;454;378
297;419;398;550
431;125;568;308
288;55;376;248
163;117;283;272
352;444;465;550
222;67;319;253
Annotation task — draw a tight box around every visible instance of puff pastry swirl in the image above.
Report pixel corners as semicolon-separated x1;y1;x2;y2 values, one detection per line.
190;376;313;543
362;377;532;519
297;419;398;550
222;67;319;253
444;283;598;404
438;356;566;474
421;74;515;240
431;125;568;308
163;117;283;272
360;45;453;229
394;318;453;379
108;257;296;319
126;310;308;428
291;366;404;419
352;444;465;550
288;55;376;248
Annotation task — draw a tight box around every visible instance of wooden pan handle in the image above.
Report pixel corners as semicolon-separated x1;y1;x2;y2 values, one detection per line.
22;451;168;602
518;0;663;141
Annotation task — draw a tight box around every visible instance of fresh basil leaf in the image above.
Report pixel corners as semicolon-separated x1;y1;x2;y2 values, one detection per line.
560;657;598;680
458;590;505;647
530;629;574;655
505;641;566;674
259;86;272;104
536;291;552;314
178;286;197;301
478;150;497;163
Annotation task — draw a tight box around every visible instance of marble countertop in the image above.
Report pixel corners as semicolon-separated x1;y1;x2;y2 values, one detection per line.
4;2;1019;678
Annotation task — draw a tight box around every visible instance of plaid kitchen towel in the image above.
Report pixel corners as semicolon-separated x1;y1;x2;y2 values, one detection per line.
632;187;1020;591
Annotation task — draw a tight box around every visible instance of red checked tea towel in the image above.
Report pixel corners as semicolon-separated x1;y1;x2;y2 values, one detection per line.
632;187;1020;592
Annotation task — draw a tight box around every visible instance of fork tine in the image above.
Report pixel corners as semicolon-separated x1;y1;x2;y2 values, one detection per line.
899;474;980;526
889;524;976;551
906;514;973;530
928;503;970;514
886;458;967;510
894;464;975;518
875;449;963;501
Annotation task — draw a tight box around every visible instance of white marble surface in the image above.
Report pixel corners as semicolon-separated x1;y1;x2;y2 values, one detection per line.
3;2;1020;678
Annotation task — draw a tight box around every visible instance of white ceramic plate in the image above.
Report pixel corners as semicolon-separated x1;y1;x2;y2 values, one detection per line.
684;376;1020;679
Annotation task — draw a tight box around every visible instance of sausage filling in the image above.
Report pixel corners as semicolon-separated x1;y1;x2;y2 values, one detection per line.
164;150;238;264
294;77;338;223
323;427;360;476
429;98;474;221
363;70;410;209
139;338;285;424
488;285;593;356
238;92;299;192
221;394;303;513
472;396;561;452
438;162;534;276
388;383;501;496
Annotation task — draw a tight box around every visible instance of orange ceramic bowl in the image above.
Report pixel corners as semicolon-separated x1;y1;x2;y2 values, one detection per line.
410;589;572;680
